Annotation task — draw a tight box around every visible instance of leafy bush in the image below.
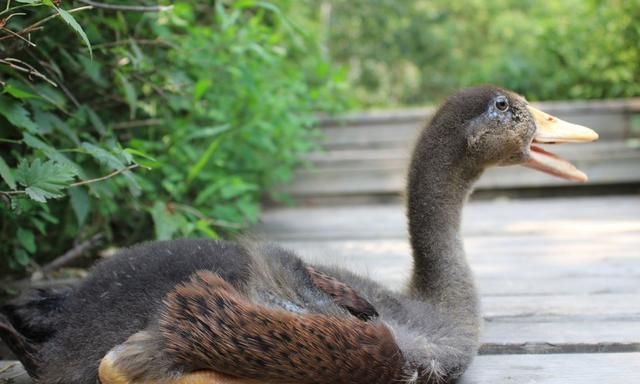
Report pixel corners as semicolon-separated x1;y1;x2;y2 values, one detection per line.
324;0;640;106
0;1;348;276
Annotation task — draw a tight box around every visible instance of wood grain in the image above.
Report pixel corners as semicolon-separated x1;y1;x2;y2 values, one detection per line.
459;352;640;384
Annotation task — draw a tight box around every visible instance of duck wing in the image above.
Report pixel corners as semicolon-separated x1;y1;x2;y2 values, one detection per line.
103;271;404;384
305;266;379;321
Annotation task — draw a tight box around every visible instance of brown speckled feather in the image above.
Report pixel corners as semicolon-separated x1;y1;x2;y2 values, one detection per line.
160;271;404;384
305;266;378;321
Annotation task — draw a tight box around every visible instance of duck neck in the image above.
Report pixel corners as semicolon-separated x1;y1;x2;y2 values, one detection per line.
407;138;481;319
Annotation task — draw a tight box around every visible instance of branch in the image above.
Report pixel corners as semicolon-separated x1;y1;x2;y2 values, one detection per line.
75;1;173;12
25;50;81;108
0;58;57;86
0;26;36;47
0;5;93;43
112;118;164;130
92;38;175;50
70;163;140;187
0;164;141;196
36;233;104;277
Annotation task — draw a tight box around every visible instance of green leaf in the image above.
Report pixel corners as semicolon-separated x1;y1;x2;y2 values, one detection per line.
124;148;156;162
15;159;77;203
16;228;37;254
2;84;40;100
69;187;90;226
39;210;59;224
22;132;77;164
30;218;46;235
85;107;107;135
0;99;39;133
115;71;137;119
124;148;159;168
183;124;230;142
150;201;185;240
78;56;107;87
219;178;258;199
193;79;212;101
56;7;93;58
14;248;31;267
81;142;126;170
187;138;222;183
33;109;63;135
195;219;219;239
22;133;82;175
0;155;16;189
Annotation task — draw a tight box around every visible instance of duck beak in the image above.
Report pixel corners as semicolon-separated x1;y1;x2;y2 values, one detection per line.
524;105;599;182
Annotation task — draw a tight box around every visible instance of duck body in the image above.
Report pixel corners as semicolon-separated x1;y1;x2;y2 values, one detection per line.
9;238;476;384
1;85;598;384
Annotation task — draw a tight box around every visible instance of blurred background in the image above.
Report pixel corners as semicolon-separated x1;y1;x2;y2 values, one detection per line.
1;0;639;282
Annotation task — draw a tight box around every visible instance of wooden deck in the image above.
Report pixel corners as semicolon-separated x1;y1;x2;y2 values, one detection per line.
254;195;640;382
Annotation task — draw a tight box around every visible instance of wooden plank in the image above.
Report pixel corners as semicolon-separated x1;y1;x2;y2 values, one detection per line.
481;320;640;353
479;342;640;355
283;147;640;196
477;276;640;297
459;352;640;383
277;231;640;270
482;294;640;320
320;122;420;149
272;230;640;294
257;196;640;240
0;361;30;384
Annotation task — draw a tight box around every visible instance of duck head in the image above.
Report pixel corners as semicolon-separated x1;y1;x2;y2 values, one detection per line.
428;85;599;181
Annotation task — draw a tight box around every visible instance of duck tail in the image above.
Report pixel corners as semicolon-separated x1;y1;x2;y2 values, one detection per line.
0;312;39;376
0;287;71;378
1;287;71;341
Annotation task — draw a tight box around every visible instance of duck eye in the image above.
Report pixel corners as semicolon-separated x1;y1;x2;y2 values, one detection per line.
495;97;509;112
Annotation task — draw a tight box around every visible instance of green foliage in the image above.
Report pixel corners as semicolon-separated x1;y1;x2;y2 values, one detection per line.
15;159;78;202
324;0;640;106
0;1;348;275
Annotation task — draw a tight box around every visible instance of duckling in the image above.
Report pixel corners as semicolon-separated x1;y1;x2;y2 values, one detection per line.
1;85;598;384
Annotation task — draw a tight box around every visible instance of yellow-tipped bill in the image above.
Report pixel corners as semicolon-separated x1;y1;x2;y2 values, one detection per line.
525;105;599;182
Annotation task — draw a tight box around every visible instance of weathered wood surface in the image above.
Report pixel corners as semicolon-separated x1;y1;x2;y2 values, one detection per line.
256;195;640;240
460;352;640;383
0;361;29;384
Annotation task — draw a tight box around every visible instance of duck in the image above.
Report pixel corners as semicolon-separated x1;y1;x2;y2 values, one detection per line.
0;85;598;384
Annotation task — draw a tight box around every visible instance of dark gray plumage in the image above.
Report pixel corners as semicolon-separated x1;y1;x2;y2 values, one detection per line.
1;85;595;384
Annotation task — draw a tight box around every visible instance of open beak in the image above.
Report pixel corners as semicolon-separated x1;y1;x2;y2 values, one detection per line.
525;105;599;182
